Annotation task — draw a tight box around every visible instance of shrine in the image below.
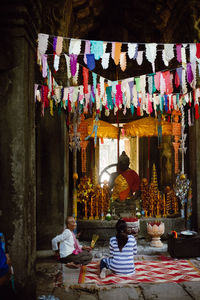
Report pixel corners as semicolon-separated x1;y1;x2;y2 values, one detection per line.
35;35;199;245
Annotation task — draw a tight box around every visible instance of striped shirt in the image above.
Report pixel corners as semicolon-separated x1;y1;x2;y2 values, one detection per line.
103;235;137;275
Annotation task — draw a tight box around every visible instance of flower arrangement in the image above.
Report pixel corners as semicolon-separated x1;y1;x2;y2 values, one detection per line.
147;221;161;226
123;217;138;222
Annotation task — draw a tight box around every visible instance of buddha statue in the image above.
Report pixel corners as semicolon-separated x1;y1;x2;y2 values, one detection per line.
110;151;140;217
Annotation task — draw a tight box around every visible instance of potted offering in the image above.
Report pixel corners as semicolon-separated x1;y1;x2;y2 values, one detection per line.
147;221;165;247
123;217;140;239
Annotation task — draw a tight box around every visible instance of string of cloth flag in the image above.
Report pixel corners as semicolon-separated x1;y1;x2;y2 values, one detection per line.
36;33;200;118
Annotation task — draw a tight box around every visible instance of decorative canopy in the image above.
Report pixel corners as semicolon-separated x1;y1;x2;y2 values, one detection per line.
123;117;172;137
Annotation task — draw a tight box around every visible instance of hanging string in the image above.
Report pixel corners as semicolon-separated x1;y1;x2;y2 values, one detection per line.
39;32;194;47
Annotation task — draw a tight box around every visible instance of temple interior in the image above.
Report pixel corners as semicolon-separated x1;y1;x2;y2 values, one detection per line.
1;0;200;298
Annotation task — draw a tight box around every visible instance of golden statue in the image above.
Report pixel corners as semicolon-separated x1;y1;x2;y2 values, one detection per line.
112;151;140;201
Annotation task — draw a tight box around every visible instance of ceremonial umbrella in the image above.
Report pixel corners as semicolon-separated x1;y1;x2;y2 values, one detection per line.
123;116;172;137
84;117;119;139
123;116;172;181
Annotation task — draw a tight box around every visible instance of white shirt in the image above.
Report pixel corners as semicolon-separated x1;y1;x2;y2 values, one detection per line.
52;228;82;258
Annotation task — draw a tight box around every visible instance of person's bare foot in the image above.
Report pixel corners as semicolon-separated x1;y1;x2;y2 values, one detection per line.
100;268;113;279
65;262;81;269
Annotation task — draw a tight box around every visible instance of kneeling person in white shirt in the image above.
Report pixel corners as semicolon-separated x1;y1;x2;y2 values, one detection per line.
52;216;92;267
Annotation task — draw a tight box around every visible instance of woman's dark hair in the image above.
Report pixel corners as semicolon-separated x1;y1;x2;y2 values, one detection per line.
116;219;128;251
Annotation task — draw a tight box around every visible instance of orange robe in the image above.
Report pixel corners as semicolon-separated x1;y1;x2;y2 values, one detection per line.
112;169;140;201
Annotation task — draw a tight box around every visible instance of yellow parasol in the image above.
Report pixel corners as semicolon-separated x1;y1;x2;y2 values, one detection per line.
123;117;172;137
84;118;119;139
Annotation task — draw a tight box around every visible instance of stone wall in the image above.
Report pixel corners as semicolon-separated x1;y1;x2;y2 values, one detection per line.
36;1;73;251
0;1;41;297
36;112;69;250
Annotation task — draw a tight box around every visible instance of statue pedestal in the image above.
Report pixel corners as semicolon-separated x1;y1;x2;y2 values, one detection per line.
110;197;139;217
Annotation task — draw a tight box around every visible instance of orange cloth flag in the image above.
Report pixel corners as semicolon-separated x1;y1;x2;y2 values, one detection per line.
114;42;122;65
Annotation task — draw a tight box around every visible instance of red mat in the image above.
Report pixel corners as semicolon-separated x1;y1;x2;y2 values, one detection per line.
79;260;200;285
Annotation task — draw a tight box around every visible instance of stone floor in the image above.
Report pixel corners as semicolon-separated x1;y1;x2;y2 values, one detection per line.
36;239;200;300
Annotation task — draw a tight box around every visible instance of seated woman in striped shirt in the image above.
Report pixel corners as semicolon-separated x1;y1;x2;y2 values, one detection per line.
100;219;137;278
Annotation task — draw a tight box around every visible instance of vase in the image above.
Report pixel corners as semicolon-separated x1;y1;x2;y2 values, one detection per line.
147;222;165;247
126;220;140;240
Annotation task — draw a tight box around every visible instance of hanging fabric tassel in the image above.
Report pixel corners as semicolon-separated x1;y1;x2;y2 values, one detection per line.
90;41;104;60
176;44;182;62
182;69;187;94
135;77;140;92
175;70;180;88
64;54;71;79
53;37;57;52
128;43;138;59
115;84;123;107
114;42;122;65
86;54;95;70
190;43;196;63
50;98;54;116
160;73;166;95
140;75;146;102
83;67;89;94
148;76;153;95
106;86;113;110
195;103;199;119
162;71;173;94
160;95;164;113
111;42;115;60
187;63;194;84
181;47;187;69
136;51;143;65
101;52;110;69
176;94;180;108
137;102;141;116
147;93;153;114
120;52;127;71
72;63;79;85
53;54;60;72
154;72;161;91
145;43;157;73
84;40;91;64
42;54;48;78
128;80;134;103
176;67;182;88
69;39;81;55
70;54;78;76
191;62;196;89
164;94;168;112
92;73;97;94
42;85;49;108
47;66;52;93
130;103;134;115
163;44;174;65
38;33;49;55
56;36;63;56
196;43;200;59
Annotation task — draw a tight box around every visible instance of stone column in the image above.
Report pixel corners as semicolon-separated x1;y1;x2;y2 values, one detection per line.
0;1;41;298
